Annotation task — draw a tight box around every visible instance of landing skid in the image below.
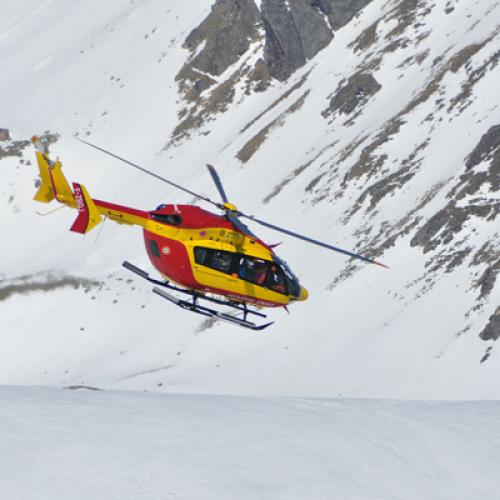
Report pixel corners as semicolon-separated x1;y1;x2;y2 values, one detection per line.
122;261;273;331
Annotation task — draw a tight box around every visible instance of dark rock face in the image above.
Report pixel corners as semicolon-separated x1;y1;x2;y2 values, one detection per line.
476;261;500;300
0;128;10;141
0;130;58;160
411;126;500;255
261;0;333;81
0;139;30;159
184;0;261;77
411;204;494;254
290;0;334;60
261;0;306;81
313;0;374;30
328;71;382;115
479;306;500;341
466;124;500;169
179;0;374;86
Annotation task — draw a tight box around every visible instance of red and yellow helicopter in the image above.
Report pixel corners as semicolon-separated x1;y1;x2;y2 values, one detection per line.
32;135;386;330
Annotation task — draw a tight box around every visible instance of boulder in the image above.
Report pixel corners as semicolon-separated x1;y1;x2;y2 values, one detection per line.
0;128;10;141
328;71;381;115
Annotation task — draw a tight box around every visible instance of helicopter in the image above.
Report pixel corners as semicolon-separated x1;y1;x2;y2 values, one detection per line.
31;135;387;330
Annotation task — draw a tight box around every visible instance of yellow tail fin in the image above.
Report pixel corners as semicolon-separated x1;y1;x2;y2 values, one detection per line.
32;136;75;207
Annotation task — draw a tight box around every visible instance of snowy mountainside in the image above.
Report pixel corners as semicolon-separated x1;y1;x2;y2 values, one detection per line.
0;0;499;399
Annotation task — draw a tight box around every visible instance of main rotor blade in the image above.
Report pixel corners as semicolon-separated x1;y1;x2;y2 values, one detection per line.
77;138;221;209
226;211;257;238
240;213;388;268
206;164;228;204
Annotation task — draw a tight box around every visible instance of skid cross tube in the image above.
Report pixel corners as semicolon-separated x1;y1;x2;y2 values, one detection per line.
122;261;273;330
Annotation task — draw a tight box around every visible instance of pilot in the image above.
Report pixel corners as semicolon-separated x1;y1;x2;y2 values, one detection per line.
268;265;286;293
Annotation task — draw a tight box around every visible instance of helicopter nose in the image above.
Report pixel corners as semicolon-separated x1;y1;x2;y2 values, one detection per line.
298;286;309;301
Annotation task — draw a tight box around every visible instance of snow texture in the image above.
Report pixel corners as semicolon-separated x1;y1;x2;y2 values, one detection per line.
1;386;500;500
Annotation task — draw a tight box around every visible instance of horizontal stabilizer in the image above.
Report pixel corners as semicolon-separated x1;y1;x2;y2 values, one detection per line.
34;182;55;203
33;147;75;206
70;183;102;234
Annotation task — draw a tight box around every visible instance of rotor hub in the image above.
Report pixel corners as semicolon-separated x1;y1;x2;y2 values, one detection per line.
223;202;238;212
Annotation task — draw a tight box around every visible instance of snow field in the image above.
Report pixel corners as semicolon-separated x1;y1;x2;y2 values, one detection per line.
1;386;500;500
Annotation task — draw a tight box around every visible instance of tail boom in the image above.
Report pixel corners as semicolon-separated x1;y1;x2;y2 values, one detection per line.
32;136;149;234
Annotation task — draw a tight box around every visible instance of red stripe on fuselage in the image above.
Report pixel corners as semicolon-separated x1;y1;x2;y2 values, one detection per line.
198;285;284;308
154;204;271;250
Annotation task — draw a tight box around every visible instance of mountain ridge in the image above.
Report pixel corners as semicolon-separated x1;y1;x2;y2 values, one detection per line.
0;0;499;398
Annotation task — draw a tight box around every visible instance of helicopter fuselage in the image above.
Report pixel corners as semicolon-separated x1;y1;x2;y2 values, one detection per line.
140;204;306;307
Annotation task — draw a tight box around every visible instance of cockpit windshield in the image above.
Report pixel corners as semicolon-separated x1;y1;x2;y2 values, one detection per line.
273;256;301;298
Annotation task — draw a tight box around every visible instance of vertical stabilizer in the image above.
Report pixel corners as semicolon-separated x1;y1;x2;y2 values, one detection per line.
70;182;102;234
32;136;75;207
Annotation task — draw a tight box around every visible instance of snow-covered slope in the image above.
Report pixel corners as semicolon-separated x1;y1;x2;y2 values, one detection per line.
0;0;499;399
2;386;500;500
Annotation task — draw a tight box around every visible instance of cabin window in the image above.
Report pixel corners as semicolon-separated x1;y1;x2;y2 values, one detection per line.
193;247;291;295
194;247;209;265
194;247;236;274
211;251;234;273
151;212;182;225
148;239;160;258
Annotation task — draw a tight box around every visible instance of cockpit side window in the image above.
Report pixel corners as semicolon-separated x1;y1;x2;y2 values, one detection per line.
273;257;300;297
265;264;287;294
238;257;269;286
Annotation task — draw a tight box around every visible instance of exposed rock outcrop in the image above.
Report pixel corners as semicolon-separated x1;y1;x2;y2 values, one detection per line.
410;204;494;254
0;138;30;159
479;306;500;341
261;0;333;81
313;0;374;30
465;124;500;170
183;0;261;77
171;0;375;143
0;130;58;160
0;128;10;141
172;0;263;142
326;71;381;117
410;125;500;255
